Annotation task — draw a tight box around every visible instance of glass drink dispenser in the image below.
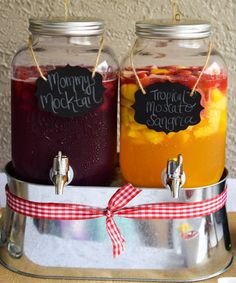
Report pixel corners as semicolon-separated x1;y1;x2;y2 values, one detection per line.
120;20;227;188
11;18;119;188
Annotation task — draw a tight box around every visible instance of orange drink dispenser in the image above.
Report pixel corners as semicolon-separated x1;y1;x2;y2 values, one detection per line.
120;20;227;189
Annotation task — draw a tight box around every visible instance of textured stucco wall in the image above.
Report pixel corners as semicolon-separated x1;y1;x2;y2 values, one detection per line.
0;0;236;175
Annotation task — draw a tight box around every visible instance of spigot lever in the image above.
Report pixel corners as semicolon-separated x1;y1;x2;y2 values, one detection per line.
50;151;73;195
162;154;186;199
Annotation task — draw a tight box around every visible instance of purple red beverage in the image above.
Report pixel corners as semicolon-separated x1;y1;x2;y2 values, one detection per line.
11;66;118;185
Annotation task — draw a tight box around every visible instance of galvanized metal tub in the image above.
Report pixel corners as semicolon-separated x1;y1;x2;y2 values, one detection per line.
0;162;233;282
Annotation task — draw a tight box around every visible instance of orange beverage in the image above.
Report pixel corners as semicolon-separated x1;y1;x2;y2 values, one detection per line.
120;66;227;188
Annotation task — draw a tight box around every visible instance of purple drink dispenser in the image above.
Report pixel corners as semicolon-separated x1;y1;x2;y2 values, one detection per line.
11;18;118;191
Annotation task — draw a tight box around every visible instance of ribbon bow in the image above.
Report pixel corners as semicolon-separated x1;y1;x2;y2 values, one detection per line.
6;184;141;257
104;184;141;256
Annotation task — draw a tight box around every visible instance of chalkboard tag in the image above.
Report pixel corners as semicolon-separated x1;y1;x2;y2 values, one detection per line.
35;65;105;118
132;82;204;134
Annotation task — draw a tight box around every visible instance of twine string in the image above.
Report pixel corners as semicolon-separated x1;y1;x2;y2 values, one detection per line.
28;35;105;81
28;36;47;81
172;0;184;23
190;42;213;96
64;0;68;20
130;40;146;95
92;37;105;78
172;0;177;23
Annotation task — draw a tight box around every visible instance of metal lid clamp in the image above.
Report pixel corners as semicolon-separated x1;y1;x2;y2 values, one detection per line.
162;154;186;199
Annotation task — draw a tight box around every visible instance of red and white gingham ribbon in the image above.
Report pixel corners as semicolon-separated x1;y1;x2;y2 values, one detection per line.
5;184;227;257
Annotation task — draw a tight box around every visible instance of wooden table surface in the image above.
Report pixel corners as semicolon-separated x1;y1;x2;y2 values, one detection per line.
0;213;236;283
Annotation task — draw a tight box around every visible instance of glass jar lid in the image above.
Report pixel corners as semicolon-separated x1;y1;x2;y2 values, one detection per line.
29;17;104;36
136;20;211;39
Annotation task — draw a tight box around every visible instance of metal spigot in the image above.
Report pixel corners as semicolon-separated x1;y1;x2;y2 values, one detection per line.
162;154;186;199
50;151;73;195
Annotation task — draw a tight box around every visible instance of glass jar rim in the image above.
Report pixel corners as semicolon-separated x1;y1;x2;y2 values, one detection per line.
29;17;104;37
136;20;211;39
